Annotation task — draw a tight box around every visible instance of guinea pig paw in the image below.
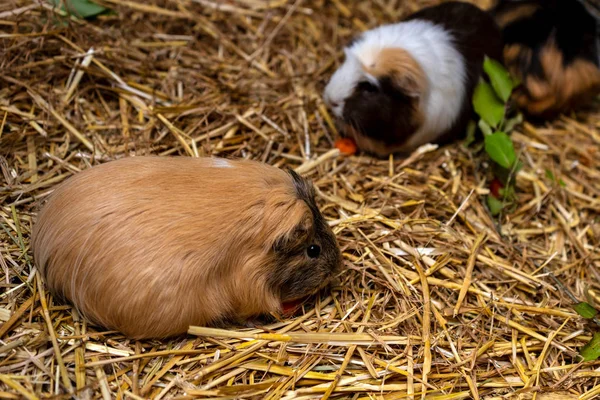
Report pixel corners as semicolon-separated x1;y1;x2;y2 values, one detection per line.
242;314;277;328
242;319;261;329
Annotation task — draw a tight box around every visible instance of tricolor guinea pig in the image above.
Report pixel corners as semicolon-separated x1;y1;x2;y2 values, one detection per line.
490;0;600;118
31;156;342;339
323;1;503;157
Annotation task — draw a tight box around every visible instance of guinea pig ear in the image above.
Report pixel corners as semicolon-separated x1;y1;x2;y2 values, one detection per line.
364;48;427;100
271;207;313;253
286;169;317;202
268;169;319;253
383;74;422;99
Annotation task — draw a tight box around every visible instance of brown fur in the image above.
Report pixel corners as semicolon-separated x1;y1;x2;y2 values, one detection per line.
503;43;532;71
492;0;600;117
364;48;429;102
341;122;416;157
31;156;341;339
493;3;541;28
365;48;427;150
506;40;600;117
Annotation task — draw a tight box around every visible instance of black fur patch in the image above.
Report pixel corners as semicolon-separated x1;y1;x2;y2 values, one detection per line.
345;33;364;48
491;0;599;72
266;170;342;302
287;169;318;214
342;77;421;148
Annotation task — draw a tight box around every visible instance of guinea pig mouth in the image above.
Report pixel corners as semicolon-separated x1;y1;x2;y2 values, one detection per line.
281;293;309;306
280;276;333;305
340;121;417;158
280;292;321;316
281;295;308;308
336;119;351;138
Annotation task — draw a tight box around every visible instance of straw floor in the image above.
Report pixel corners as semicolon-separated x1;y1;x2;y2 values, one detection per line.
1;0;600;399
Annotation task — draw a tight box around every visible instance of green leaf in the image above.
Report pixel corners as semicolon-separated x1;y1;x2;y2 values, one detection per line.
50;0;108;19
574;302;598;319
471;141;485;153
484;132;516;169
473;81;505;128
546;169;566;187
483;56;515;103
513;76;522;88
498;185;516;201
504;112;523;133
478;119;493;137
580;332;600;361
513;160;523;173
486;195;503;216
463;120;477;147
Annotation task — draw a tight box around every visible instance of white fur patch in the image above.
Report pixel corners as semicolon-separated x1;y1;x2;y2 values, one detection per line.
323;19;467;150
210;158;233;168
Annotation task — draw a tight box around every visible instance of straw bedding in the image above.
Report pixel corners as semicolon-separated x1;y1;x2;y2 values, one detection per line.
1;0;600;398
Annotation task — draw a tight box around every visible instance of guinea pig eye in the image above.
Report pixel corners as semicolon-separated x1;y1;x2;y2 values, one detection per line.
357;81;378;93
307;244;321;259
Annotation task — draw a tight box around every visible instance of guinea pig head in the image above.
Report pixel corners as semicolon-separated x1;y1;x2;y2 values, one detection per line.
324;46;428;157
262;170;342;305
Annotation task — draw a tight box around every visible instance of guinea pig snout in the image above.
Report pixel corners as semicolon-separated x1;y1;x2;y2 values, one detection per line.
330;102;344;118
326;98;339;109
323;93;343;117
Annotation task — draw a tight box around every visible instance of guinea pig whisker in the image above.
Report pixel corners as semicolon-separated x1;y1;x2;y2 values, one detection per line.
344;115;359;133
347;115;367;138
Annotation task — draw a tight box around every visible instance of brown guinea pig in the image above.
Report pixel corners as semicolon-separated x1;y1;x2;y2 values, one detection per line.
323;1;503;157
490;0;600;118
31;156;342;339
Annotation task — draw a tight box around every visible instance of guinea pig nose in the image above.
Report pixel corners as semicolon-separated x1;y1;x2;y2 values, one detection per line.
324;95;337;108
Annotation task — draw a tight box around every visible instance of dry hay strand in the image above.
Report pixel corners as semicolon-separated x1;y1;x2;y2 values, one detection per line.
1;0;600;399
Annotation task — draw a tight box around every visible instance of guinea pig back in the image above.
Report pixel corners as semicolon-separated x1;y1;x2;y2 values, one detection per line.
31;156;342;339
490;0;600;118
